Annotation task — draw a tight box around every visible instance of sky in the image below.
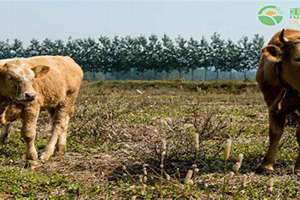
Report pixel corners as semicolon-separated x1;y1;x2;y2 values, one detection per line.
0;1;300;44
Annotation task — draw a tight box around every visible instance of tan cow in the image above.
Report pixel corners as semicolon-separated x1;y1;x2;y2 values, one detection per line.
0;56;83;163
257;29;300;173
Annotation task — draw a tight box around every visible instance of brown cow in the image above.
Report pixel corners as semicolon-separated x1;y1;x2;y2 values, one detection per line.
0;56;83;163
257;29;300;173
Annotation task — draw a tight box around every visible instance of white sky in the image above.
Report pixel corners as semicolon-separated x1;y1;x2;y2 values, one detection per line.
0;0;299;43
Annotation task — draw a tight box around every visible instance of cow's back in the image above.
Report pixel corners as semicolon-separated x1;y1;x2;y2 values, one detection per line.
24;56;83;88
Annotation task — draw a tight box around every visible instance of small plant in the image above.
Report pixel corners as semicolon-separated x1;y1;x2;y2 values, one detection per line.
224;138;232;172
267;178;274;194
184;169;194;185
233;153;244;174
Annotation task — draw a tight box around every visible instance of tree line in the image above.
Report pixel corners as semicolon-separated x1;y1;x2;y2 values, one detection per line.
0;33;264;80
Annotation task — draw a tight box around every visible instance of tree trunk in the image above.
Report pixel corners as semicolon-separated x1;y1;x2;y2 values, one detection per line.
179;70;183;79
244;71;247;81
92;69;96;80
216;70;219;80
191;69;195;81
154;70;158;80
140;71;145;80
204;68;207;81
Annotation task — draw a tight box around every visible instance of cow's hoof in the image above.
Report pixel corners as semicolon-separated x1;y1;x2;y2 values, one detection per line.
56;153;65;161
256;165;274;174
55;151;65;159
25;160;42;170
40;153;50;163
56;145;66;156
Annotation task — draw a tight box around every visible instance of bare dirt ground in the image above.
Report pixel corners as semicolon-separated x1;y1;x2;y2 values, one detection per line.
1;81;300;199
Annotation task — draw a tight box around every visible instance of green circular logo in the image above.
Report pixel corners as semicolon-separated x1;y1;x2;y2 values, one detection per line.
258;5;283;26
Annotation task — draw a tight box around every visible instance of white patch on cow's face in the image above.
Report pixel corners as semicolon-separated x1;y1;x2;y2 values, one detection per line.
3;63;37;102
10;63;35;82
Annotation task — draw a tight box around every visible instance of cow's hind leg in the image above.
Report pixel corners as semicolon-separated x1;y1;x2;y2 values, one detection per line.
40;108;69;162
0;124;12;144
258;111;286;172
55;94;77;157
55;114;70;157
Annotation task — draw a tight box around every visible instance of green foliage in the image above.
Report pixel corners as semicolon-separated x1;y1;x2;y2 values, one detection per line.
0;34;264;77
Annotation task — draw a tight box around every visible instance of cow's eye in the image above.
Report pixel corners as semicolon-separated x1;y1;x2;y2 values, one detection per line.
6;74;13;80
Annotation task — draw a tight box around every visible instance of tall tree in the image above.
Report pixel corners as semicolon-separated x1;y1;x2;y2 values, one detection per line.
175;36;189;79
236;36;258;80
0;40;12;59
9;39;25;58
209;33;226;79
250;34;265;69
77;38;100;75
98;36;114;74
145;35;162;78
186;37;210;80
26;39;42;57
161;35;176;78
224;39;240;79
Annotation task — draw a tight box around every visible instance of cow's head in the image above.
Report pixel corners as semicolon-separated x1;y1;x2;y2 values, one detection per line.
263;29;300;63
262;29;300;90
0;61;49;103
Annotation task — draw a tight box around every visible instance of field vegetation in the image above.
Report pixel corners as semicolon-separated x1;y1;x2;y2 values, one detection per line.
1;80;299;199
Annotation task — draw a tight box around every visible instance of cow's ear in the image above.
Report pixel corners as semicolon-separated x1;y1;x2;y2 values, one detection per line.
1;63;10;71
262;45;282;63
0;64;7;77
31;65;50;78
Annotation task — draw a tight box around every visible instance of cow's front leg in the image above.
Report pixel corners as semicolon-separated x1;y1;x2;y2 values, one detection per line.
294;125;300;173
21;106;40;161
40;110;69;162
258;111;285;172
0;124;12;144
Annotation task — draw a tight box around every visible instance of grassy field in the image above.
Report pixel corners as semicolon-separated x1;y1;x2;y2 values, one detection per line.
1;80;300;199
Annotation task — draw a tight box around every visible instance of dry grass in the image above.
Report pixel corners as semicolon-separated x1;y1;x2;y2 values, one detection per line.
1;80;300;199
